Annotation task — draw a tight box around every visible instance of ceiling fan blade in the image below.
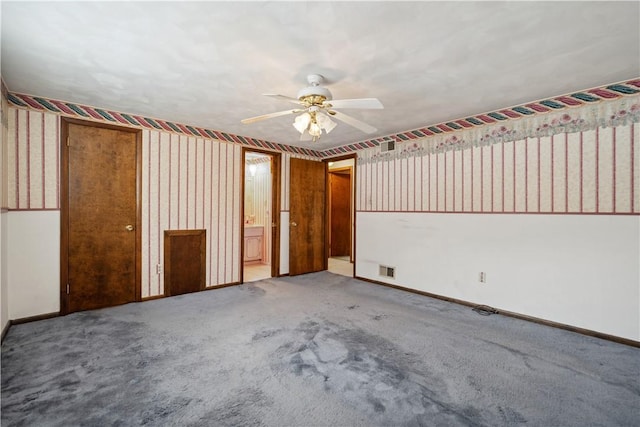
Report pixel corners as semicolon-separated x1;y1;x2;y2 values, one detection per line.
263;94;304;105
241;109;300;124
330;110;378;134
324;98;383;109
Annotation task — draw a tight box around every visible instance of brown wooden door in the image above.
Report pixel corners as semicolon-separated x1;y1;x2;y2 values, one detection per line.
62;121;140;313
164;230;206;296
289;158;326;275
329;171;351;257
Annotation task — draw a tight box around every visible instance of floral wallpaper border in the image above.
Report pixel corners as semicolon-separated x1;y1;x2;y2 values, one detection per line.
6;78;640;160
6;92;323;158
328;79;640;158
358;95;640;164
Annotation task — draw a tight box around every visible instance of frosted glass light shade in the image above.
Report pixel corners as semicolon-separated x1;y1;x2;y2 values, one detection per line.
316;113;337;133
293;112;311;133
308;122;322;137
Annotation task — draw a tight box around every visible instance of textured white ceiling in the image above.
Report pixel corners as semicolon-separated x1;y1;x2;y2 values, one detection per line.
2;1;639;151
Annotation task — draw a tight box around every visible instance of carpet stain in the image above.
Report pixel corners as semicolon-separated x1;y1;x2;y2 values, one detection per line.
252;328;284;341
497;405;528;424
271;318;485;425
241;284;266;296
200;387;271;427
3;273;639;426
140;396;194;424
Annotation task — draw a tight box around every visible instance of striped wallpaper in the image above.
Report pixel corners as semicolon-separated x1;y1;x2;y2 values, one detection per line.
1;83;8;209
357;124;639;214
7;109;60;210
281;152;291;212
5;107;309;213
141;130;242;297
5;93;638;298
5;104;321;297
4;108;304;297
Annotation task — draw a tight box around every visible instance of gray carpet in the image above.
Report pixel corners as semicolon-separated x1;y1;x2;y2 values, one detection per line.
2;272;639;426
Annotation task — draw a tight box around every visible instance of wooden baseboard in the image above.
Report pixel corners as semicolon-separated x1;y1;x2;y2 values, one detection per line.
10;311;60;325
141;282;242;301
1;320;10;343
355;275;640;348
206;281;240;290
141;294;165;301
1;312;61;344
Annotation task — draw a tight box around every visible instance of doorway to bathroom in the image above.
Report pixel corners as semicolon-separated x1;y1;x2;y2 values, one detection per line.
242;149;281;282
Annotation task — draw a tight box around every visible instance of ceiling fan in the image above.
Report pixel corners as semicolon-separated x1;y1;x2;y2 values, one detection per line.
241;74;383;142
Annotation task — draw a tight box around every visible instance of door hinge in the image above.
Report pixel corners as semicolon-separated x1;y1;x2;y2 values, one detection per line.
66;137;70;147
66;283;70;294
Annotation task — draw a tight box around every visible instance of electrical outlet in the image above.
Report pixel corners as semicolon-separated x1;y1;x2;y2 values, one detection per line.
479;272;486;283
156;264;162;275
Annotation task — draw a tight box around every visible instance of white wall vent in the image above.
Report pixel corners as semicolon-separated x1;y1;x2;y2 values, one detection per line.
380;140;395;152
379;265;395;279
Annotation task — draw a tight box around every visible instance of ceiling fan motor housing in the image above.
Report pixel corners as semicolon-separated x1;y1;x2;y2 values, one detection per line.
297;74;332;102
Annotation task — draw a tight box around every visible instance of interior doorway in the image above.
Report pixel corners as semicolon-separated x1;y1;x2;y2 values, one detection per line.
327;156;355;277
242;149;280;282
289;158;327;275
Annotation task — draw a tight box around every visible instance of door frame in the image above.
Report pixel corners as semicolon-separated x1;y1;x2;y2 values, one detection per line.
328;166;353;259
60;118;143;315
325;154;357;274
240;148;281;282
288;157;328;275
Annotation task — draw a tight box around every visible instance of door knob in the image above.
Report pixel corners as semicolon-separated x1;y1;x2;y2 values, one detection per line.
125;224;135;231
291;221;297;227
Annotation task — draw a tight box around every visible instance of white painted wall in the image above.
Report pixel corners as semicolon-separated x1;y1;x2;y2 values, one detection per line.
6;211;59;319
357;212;640;341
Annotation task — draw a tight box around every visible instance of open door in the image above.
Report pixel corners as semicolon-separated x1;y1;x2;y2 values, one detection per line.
329;169;352;257
289;158;326;275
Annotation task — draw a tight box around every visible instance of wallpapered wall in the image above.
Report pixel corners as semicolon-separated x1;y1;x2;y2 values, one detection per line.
4;92;640;340
356;126;639;215
1;83;9;332
5;108;301;298
141;130;241;297
356;96;639;215
352;95;640;341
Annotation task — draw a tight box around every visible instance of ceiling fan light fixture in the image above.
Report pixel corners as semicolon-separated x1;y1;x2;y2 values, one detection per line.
308;121;322;138
316;112;337;134
293;112;311;133
242;73;383;142
296;111;336;141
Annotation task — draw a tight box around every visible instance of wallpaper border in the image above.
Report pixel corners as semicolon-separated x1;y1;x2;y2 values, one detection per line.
7;93;323;158
6;78;640;160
